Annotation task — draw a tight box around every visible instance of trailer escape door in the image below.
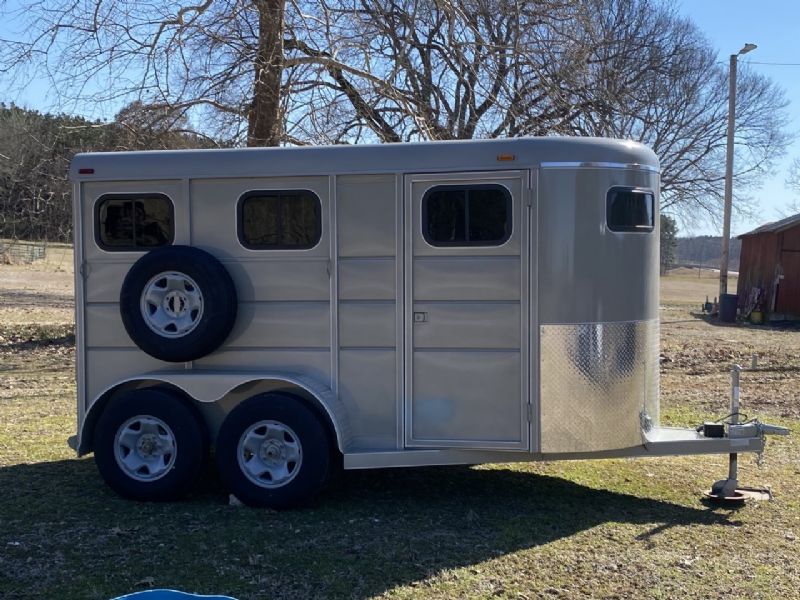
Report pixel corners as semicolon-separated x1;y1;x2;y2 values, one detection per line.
404;171;530;449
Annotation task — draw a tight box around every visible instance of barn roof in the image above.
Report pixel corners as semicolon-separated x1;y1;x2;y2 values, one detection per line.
739;212;800;238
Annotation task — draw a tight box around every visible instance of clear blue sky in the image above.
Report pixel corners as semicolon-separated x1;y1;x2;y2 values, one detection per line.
678;0;800;236
1;1;799;237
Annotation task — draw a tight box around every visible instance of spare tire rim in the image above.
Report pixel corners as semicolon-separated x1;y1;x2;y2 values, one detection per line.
140;271;204;338
238;420;303;489
114;415;177;482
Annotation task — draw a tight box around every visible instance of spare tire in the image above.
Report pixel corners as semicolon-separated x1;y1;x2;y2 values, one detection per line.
120;245;238;362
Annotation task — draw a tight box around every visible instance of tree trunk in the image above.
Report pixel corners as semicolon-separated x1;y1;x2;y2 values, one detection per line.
248;0;284;147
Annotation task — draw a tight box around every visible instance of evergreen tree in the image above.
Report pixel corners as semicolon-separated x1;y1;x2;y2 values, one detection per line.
660;215;678;275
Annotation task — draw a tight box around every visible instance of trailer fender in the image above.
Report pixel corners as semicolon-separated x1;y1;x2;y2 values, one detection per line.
77;371;351;456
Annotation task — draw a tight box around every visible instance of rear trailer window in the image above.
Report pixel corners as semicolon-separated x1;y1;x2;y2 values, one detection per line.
96;194;174;250
238;190;321;250
607;187;654;232
422;184;512;246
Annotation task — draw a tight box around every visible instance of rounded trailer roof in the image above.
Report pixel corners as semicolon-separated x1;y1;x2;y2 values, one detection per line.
70;137;659;182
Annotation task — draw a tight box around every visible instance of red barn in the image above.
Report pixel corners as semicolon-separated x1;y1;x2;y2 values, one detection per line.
737;213;800;318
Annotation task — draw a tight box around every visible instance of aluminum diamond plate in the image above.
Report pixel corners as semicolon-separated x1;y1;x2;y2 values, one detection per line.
540;320;659;453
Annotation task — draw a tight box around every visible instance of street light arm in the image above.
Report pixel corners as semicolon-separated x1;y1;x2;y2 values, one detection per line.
739;43;757;55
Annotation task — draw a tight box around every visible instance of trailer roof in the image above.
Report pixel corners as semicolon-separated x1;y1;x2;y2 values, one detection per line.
70;136;659;182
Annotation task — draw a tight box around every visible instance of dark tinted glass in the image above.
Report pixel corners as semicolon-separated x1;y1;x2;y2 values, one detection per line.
468;188;510;242
607;188;654;232
240;191;321;249
423;185;511;246
425;189;466;244
97;195;173;249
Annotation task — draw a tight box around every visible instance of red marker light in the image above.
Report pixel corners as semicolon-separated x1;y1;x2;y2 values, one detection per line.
78;168;95;174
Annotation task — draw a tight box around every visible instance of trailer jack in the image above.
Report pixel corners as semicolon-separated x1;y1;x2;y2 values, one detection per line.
705;365;790;504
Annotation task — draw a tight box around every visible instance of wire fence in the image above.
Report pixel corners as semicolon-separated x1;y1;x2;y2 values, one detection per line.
0;239;48;264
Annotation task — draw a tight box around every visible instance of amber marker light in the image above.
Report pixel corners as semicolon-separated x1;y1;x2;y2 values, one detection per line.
496;154;515;162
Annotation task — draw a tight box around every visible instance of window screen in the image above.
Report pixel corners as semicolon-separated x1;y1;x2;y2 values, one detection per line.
96;194;174;250
607;187;654;232
238;190;321;249
422;185;512;246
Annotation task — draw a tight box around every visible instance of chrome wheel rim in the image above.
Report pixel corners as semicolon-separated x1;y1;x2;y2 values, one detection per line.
114;415;177;481
237;420;303;489
140;271;204;338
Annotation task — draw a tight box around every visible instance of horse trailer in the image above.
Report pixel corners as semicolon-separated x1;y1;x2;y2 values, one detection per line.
68;137;786;508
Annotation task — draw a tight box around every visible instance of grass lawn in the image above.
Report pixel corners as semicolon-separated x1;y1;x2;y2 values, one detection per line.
0;265;798;599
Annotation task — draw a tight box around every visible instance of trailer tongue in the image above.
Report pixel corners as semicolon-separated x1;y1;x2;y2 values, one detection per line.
636;363;790;502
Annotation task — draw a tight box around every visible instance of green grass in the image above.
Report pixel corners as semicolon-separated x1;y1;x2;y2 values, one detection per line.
1;287;799;598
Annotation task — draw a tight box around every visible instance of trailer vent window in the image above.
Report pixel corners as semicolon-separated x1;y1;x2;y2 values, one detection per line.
96;194;174;250
606;187;654;233
239;191;322;250
423;185;512;246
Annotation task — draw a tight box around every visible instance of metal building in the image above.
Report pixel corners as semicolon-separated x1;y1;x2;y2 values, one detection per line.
737;213;800;318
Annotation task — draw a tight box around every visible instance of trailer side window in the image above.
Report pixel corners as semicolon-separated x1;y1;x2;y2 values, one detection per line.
95;194;174;251
422;184;511;246
238;190;321;250
607;187;654;233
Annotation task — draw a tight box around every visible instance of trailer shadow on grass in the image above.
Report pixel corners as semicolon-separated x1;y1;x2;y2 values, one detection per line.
0;458;741;599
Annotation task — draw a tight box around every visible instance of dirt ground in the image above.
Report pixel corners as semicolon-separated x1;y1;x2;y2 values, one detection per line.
659;268;800;421
0;245;74;325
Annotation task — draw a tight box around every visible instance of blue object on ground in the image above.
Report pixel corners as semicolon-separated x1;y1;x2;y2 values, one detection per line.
112;590;238;600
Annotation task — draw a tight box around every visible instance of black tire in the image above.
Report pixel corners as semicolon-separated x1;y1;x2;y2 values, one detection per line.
120;245;237;362
215;393;332;509
94;388;207;501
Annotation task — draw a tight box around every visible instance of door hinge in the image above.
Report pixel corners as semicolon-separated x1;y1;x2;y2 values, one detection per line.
527;403;533;422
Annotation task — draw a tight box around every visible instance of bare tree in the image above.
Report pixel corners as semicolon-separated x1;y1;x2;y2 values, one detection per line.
0;105;81;241
0;0;286;147
781;157;800;217
249;0;285;145
0;0;791;222
0;103;211;243
282;0;788;220
281;0;578;143
113;101;212;150
546;0;790;221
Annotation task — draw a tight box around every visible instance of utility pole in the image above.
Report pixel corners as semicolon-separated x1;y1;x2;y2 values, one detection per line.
720;43;757;301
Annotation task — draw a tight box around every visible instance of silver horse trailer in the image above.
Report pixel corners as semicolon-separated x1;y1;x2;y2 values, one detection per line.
68;138;785;508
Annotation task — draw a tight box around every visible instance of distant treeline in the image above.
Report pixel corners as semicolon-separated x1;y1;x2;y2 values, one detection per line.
0;103;216;243
676;236;742;271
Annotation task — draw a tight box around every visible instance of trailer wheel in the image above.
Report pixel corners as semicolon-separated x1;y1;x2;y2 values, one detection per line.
94;388;207;501
215;393;331;509
120;245;237;362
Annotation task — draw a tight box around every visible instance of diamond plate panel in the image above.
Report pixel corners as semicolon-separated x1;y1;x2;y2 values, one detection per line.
540;320;659;453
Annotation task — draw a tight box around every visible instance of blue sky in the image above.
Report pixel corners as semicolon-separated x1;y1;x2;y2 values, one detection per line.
1;1;798;237
678;0;800;235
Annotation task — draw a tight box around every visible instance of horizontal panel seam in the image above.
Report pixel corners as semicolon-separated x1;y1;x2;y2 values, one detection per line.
412;347;521;353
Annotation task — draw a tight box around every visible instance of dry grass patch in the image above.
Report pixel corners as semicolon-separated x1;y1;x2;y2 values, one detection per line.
660;267;737;307
0;244;74;325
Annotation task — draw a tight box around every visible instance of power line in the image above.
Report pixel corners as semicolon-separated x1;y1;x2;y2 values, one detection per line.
744;61;800;66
